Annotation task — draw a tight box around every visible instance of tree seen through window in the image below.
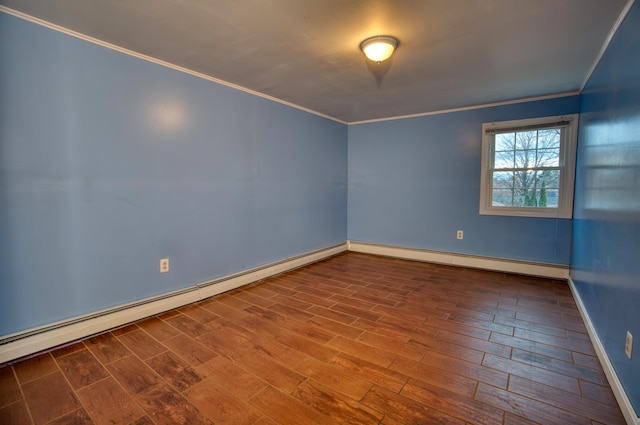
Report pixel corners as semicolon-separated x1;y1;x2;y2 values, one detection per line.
491;128;561;208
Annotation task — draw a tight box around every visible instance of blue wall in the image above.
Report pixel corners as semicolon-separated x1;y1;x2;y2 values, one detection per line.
0;13;347;336
348;96;580;264
571;1;640;413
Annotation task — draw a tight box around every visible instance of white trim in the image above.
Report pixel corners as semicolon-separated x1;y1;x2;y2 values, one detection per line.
568;277;640;425
0;6;346;125
196;244;346;299
347;241;569;279
0;243;346;364
348;92;580;125
581;0;637;91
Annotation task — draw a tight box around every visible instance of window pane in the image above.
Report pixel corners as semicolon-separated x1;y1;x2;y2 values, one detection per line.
492;171;513;189
494;150;514;169
537;169;560;188
495;133;514;151
536;149;560;167
492;171;513;206
534;186;557;208
492;189;513;206
512;191;528;206
537;129;561;149
544;189;559;208
515;130;537;150
514;149;536;168
513;171;538;206
513;170;536;190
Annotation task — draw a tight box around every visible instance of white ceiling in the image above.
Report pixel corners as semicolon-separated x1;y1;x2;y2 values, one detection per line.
0;0;631;123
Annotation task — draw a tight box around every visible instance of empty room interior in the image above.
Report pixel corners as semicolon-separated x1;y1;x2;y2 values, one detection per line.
1;1;639;424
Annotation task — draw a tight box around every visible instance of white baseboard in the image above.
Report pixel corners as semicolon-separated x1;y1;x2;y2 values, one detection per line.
196;243;347;299
568;278;639;425
347;241;569;279
0;243;346;364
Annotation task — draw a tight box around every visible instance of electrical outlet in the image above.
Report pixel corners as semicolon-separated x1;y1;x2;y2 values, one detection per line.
626;331;633;359
160;258;169;273
457;230;464;240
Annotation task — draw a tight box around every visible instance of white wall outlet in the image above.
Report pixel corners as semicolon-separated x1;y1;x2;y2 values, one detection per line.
160;258;169;273
625;331;633;359
456;230;464;240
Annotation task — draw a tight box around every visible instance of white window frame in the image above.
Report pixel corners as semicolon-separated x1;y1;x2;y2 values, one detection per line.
479;114;578;218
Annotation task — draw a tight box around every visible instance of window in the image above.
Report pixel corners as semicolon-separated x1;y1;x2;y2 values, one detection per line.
480;114;578;218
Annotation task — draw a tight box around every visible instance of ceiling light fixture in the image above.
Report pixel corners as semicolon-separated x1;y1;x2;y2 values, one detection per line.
360;36;398;63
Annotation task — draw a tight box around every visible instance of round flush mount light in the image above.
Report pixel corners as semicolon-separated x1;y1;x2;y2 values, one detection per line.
360;36;398;63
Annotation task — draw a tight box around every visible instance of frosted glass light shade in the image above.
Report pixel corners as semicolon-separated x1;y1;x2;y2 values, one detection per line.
360;36;398;62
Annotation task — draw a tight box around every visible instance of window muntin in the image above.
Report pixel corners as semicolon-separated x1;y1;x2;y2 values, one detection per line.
480;115;578;218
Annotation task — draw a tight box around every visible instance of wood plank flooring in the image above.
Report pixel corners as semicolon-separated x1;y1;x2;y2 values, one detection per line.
0;252;626;424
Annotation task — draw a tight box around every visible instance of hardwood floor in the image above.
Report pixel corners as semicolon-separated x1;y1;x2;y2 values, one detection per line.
0;252;626;424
